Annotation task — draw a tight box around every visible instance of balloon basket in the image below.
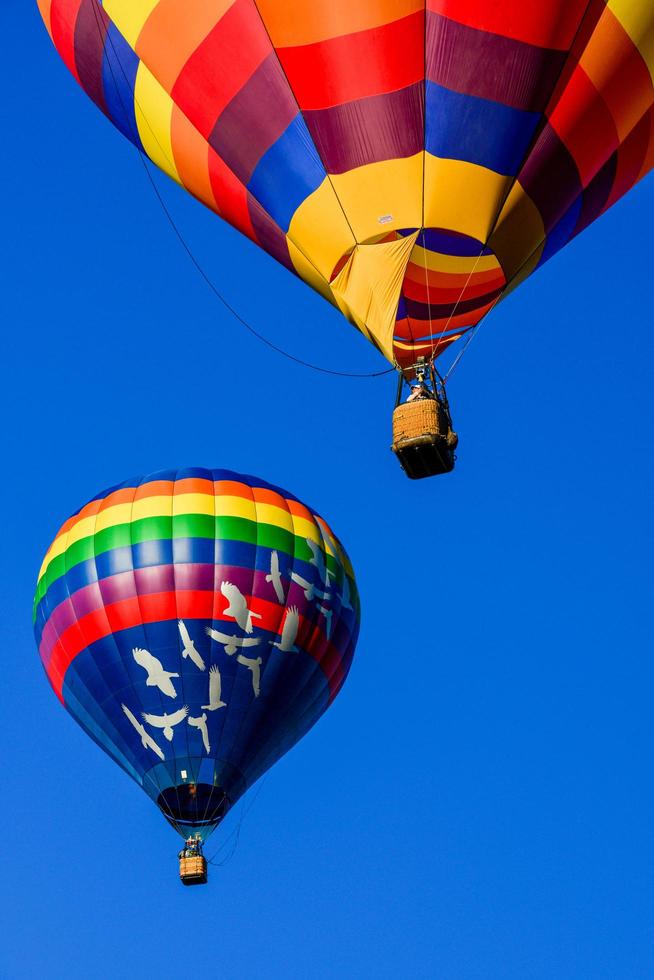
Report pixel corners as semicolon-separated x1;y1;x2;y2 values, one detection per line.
179;837;208;885
179;854;208;886
391;401;457;479
391;359;458;479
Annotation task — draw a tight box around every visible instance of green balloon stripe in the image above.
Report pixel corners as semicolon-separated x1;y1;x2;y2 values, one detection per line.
34;513;349;616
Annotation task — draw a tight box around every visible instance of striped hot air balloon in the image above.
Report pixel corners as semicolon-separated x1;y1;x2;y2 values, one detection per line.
34;468;360;847
36;0;654;371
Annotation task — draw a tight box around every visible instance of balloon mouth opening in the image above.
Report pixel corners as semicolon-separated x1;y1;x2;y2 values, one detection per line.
157;784;231;834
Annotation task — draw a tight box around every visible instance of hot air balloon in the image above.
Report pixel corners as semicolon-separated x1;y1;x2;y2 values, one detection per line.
34;468;359;884
37;1;654;476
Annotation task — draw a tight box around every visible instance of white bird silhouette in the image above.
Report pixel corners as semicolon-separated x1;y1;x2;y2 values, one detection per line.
188;713;211;754
220;581;262;633
318;604;333;640
306;537;334;586
142;705;189;741
205;626;261;656
178;620;205;671
270;606;300;653
236;655;262;697
131;647;179;698
266;550;285;604
121;704;165;760
290;571;331;603
202;665;227;711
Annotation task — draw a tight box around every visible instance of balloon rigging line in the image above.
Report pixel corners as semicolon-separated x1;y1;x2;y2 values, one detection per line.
444;290;503;381
136;154;394;380
438;0;598;380
207;819;243;868
444;219;549;382
206;778;269;867
430;248;486;361
90;0;392;381
443;152;596;384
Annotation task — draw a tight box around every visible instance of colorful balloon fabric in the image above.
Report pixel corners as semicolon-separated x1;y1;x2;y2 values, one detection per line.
38;1;654;370
34;469;360;839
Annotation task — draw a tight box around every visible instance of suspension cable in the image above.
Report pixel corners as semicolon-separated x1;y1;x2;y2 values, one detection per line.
90;0;393;381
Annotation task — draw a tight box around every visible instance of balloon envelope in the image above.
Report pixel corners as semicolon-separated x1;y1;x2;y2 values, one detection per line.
38;1;654;368
34;468;360;838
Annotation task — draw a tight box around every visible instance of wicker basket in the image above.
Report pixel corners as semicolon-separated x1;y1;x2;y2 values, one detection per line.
179;854;207;885
391;398;457;478
392;399;449;447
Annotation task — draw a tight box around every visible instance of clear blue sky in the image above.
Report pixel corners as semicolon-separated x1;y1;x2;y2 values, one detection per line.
3;4;654;979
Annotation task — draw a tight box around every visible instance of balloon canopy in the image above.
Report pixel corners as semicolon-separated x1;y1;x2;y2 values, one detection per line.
38;1;654;370
34;468;360;839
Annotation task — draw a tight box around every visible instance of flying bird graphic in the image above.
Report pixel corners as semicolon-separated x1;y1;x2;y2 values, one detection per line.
178;620;206;671
142;705;189;741
290;571;331;603
266;550;285;604
202;665;227;711
121;704;165;760
131;647;179;699
188;713;211;754
236;654;263;698
270;606;300;653
306;538;334;586
205;627;261;656
220;581;262;633
318;604;333;640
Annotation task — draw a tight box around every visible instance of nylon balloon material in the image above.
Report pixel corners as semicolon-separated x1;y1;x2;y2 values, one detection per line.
37;0;654;372
34;469;360;839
